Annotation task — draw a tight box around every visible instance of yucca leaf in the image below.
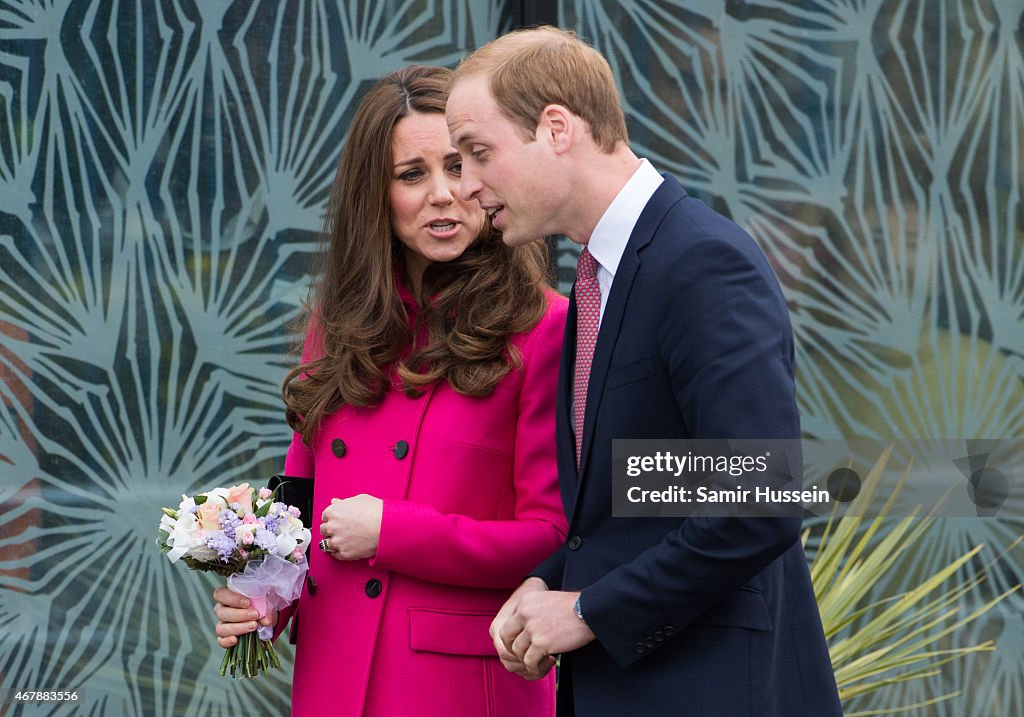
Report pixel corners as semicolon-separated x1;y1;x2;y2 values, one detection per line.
808;448;1018;712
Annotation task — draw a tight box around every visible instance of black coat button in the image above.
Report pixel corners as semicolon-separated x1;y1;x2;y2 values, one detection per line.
365;578;383;598
634;642;647;655
645;637;657;648
664;626;675;637
331;439;346;458
654;630;664;642
306;576;317;595
567;536;583;550
393;440;409;459
288;610;299;645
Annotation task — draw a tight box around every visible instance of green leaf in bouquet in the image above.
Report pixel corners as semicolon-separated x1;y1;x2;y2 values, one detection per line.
255;499;273;518
195;495;208;505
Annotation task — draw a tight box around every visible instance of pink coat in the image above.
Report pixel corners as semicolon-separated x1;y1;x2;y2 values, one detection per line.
278;290;568;716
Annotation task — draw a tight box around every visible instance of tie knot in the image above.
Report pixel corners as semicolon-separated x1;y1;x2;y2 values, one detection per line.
577;247;598;282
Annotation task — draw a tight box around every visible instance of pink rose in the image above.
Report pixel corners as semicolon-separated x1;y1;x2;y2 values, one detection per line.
196;502;222;531
226;483;254;509
259;487;273;500
242;514;257;525
242;531;254;545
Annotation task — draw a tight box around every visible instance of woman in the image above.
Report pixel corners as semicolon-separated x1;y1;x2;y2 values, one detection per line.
212;65;567;716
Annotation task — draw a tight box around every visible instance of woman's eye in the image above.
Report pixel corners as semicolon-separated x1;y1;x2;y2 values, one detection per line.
398;169;423;181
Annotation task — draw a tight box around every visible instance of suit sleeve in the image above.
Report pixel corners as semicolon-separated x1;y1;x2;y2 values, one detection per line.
529;543;568;590
368;298;569;589
581;234;803;668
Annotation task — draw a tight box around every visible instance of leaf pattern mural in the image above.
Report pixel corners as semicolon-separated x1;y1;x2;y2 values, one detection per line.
1;0;1022;714
0;1;505;714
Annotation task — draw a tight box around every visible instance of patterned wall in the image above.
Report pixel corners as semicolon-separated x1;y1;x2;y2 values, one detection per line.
1;0;1021;715
0;1;506;714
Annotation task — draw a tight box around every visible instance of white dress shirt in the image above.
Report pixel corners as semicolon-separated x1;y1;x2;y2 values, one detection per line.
582;159;664;323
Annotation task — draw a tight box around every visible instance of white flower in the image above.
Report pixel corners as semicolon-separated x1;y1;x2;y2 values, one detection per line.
166;510;216;563
276;515;311;557
204;488;231;507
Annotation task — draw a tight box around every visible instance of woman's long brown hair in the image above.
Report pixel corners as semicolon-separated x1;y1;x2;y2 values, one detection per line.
283;65;549;444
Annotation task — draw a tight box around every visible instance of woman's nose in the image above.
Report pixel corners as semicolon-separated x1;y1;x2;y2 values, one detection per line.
428;179;455;205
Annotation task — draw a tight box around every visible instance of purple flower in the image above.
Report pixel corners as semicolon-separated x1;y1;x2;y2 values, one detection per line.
220;509;241;540
254;529;277;553
205;532;236;563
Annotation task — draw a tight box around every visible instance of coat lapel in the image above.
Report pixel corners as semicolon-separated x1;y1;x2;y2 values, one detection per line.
557;285;580;511
571;176;688;515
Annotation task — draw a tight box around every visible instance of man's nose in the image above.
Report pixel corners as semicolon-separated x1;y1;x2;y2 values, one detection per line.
459;165;482;202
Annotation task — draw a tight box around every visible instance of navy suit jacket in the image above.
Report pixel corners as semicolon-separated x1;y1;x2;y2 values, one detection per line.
533;175;843;716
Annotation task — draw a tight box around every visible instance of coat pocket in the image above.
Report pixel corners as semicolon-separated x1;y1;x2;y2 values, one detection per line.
605;356;657;390
691;587;774;631
408;608;497;656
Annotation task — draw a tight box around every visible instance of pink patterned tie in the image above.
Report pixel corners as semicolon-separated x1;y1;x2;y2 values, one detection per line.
573;247;601;467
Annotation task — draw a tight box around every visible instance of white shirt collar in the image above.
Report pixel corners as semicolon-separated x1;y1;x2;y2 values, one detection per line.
584;159;663;318
586;158;663;278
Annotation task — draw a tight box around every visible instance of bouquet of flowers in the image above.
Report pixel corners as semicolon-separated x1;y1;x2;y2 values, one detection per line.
156;482;312;678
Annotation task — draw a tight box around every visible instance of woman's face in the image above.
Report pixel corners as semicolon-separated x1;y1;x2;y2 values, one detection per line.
389;111;486;286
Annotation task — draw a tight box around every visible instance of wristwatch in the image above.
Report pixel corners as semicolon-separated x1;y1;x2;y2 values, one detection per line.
573;595;585;622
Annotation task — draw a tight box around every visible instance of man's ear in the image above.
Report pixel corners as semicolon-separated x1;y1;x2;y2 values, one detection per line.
537;104;574;154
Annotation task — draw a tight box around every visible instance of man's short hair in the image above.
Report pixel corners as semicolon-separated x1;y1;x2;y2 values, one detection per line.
454;26;629;153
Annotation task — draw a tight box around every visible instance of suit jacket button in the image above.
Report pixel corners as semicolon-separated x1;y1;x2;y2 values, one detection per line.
634;642;647;655
654;630;664;642
365;578;383;598
567;535;583;550
664;626;675;637
306;576;317;595
645;637;657;648
331;439;346;458
393;440;409;460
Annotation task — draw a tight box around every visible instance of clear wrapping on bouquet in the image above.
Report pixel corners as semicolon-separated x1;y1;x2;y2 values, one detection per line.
228;553;306;639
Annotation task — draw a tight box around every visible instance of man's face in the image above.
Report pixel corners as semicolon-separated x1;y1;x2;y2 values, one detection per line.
446;75;558;246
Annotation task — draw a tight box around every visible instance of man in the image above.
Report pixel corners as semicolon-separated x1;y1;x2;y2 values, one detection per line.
446;26;843;717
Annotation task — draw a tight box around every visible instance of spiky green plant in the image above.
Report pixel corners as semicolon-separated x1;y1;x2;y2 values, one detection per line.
808;444;1021;715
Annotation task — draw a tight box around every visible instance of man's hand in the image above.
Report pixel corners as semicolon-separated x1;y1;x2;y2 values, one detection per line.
490;577;556;679
496;582;596;678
